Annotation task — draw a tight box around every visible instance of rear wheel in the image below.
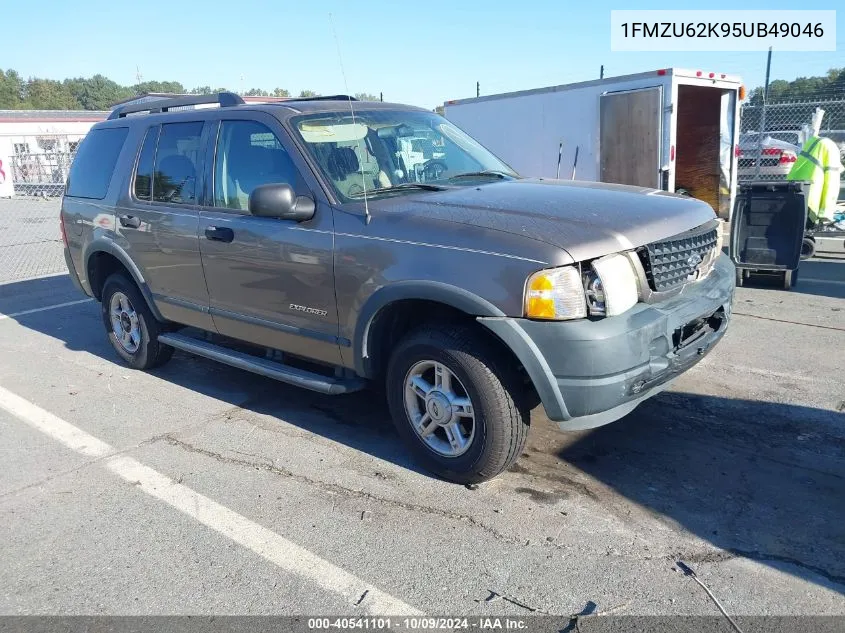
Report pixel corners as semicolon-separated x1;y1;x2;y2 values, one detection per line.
735;268;746;287
386;325;529;484
101;273;173;370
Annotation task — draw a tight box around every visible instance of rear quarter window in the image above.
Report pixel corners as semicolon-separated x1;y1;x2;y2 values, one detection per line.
66;127;129;199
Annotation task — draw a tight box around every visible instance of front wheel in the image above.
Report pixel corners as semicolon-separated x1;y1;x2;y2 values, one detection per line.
386;325;530;484
101;273;173;370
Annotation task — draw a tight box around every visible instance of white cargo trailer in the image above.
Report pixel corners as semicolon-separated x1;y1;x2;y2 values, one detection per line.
443;68;744;219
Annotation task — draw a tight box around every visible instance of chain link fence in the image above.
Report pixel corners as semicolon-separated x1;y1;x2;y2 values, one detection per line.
0;133;82;198
0;197;65;284
738;97;845;182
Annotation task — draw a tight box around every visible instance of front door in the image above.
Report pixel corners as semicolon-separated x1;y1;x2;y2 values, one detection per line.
599;87;662;188
197;114;341;366
117;120;214;330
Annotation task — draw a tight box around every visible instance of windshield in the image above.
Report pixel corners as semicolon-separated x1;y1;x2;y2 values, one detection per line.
291;109;517;200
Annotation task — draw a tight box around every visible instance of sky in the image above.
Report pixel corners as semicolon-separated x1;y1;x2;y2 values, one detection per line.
2;0;843;109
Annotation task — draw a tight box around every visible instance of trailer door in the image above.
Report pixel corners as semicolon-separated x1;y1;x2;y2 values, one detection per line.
719;89;738;219
599;87;662;188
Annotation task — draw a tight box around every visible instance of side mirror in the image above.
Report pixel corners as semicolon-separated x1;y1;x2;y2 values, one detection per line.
248;183;315;221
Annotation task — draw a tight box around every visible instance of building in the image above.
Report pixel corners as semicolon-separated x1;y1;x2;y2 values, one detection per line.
0;93;293;197
0;110;108;197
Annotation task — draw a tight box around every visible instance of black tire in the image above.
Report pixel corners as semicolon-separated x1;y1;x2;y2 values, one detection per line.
801;237;816;260
386;325;530;484
735;267;745;287
100;273;174;370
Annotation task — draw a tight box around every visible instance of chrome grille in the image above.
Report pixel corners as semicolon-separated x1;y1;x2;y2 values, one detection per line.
638;224;719;292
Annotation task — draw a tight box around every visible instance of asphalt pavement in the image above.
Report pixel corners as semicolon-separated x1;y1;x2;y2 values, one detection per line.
0;200;844;618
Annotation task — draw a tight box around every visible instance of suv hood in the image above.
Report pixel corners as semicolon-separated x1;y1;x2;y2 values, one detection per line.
393;178;717;262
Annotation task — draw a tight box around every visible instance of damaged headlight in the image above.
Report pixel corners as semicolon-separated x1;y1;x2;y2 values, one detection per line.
586;253;640;317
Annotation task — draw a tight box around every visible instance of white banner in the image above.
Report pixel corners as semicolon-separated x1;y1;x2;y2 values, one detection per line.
611;10;836;52
0;152;13;198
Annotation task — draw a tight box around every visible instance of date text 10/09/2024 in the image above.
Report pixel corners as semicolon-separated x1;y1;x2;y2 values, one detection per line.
307;618;529;630
620;22;825;38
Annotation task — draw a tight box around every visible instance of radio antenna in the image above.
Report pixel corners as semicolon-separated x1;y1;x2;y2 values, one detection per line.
329;13;370;225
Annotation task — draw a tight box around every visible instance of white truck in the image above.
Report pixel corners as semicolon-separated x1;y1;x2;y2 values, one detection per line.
443;68;744;219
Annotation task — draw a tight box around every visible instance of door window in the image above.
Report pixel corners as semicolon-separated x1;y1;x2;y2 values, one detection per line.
153;122;203;205
213;120;304;210
133;126;159;201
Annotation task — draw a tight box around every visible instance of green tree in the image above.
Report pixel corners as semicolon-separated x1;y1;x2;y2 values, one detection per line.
298;89;318;98
190;86;229;95
0;69;25;108
63;74;131;110
353;92;379;101
132;80;185;95
23;78;79;109
244;88;270;97
747;67;844;104
272;87;290;97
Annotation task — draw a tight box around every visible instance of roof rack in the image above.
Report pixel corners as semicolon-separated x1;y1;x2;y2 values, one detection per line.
108;92;245;120
288;95;358;102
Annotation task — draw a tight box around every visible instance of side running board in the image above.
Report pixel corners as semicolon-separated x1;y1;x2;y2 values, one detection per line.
157;332;364;395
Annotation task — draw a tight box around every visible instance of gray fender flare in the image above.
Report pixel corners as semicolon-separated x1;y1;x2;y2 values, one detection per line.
83;238;165;322
353;281;505;378
476;317;570;422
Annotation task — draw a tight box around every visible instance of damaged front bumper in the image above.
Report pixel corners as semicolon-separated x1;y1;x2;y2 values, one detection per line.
479;254;735;430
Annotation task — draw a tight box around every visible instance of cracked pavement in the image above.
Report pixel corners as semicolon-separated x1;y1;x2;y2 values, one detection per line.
1;225;844;615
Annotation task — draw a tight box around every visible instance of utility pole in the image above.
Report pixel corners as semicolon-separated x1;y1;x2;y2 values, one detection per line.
763;46;772;101
754;46;773;179
476;81;480;97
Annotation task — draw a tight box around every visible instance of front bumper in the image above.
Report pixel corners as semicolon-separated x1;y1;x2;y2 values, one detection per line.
479;253;735;430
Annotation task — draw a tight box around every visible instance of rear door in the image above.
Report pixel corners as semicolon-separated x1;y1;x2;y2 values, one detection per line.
197;111;341;366
599;87;662;188
118;119;214;330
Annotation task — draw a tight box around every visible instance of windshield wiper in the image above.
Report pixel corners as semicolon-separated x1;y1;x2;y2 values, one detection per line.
348;182;449;197
447;170;514;181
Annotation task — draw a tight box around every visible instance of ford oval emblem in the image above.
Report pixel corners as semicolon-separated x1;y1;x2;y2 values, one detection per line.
686;252;703;268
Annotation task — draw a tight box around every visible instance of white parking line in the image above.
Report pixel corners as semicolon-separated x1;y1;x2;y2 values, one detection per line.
0;298;93;321
0;385;422;616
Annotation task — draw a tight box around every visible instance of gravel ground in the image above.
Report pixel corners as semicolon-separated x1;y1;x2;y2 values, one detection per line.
0;199;843;621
